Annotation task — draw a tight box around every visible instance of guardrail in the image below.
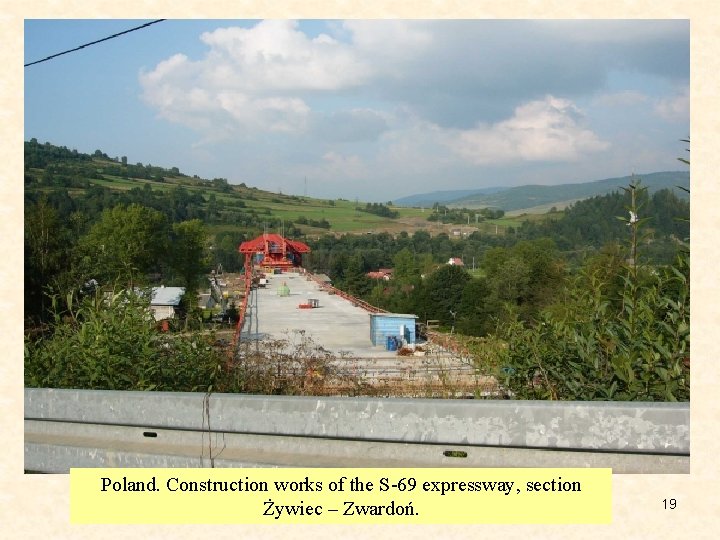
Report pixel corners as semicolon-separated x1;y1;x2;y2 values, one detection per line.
24;388;689;473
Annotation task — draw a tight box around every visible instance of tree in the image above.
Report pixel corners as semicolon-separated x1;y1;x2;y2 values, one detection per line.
342;254;372;297
498;178;689;401
481;239;565;323
392;248;416;283
457;277;494;335
170;219;210;309
25;196;70;321
76;204;169;287
207;193;219;221
414;264;470;325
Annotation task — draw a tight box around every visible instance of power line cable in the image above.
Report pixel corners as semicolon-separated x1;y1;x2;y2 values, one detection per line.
24;19;166;67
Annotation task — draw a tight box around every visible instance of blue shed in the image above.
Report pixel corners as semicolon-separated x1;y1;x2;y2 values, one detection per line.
370;313;418;346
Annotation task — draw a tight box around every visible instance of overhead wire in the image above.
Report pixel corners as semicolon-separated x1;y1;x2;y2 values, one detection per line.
24;19;166;67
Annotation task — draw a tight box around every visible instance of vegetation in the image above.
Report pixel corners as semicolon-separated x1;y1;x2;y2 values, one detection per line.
357;202;399;219
24;292;361;395
25;291;224;392
427;204;504;224
306;178;690;401
497;181;689;401
24;139;690;401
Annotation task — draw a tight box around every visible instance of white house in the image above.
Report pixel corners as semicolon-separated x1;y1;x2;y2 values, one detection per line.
149;286;185;321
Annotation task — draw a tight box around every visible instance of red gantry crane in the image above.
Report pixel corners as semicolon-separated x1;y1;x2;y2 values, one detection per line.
228;234;312;365
238;233;311;271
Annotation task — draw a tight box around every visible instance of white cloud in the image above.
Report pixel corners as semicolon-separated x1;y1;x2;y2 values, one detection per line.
376;117;454;174
216;92;310;133
134;20;686;198
139;20;373;137
592;91;648;107
319;151;369;180
654;87;689;122
450;96;610;164
311;108;389;142
536;20;688;44
342;20;433;61
199;20;371;91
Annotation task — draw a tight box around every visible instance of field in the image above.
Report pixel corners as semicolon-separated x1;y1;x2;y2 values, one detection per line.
27;154;561;238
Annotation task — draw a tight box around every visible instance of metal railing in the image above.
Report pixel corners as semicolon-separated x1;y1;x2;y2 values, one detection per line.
305;271;388;314
24;388;689;473
229;257;253;363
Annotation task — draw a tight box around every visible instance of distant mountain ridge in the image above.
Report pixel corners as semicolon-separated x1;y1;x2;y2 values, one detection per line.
394;172;689;212
392;186;506;207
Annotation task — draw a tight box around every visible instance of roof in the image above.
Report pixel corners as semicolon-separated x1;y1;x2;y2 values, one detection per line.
369;313;418;319
151;286;185;306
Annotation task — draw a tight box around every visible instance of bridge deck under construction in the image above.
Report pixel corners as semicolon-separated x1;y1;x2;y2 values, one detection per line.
239;272;390;357
235;271;490;394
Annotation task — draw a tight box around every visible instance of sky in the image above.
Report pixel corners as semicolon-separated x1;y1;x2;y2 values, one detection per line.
24;19;690;201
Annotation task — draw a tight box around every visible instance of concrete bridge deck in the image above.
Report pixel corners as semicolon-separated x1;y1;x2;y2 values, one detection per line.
236;272;484;391
240;271;390;358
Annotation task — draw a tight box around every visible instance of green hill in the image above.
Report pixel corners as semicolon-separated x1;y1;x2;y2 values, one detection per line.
23;140;425;236
446;172;689;212
393;186;506;207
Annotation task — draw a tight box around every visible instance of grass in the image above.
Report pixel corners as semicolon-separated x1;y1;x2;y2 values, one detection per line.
31;162;558;237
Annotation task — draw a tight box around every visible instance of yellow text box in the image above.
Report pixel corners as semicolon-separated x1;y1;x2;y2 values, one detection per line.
70;468;611;524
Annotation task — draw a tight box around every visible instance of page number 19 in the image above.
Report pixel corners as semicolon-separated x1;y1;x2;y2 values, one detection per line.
663;498;677;510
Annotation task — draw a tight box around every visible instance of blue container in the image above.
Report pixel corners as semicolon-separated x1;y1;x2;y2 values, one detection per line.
370;313;418;346
386;336;398;351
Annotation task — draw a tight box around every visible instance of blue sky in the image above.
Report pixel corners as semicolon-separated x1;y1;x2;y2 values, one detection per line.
24;19;689;201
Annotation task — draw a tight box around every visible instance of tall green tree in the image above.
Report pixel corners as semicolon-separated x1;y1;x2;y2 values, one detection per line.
498;178;689;401
457;277;494;335
25;196;70;321
482;239;565;323
392;247;417;283
170;219;210;307
76;204;169;287
342;254;372;297
413;264;470;325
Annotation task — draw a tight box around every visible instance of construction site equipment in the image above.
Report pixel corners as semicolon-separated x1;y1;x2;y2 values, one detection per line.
298;298;319;309
238;233;311;270
371;313;417;346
